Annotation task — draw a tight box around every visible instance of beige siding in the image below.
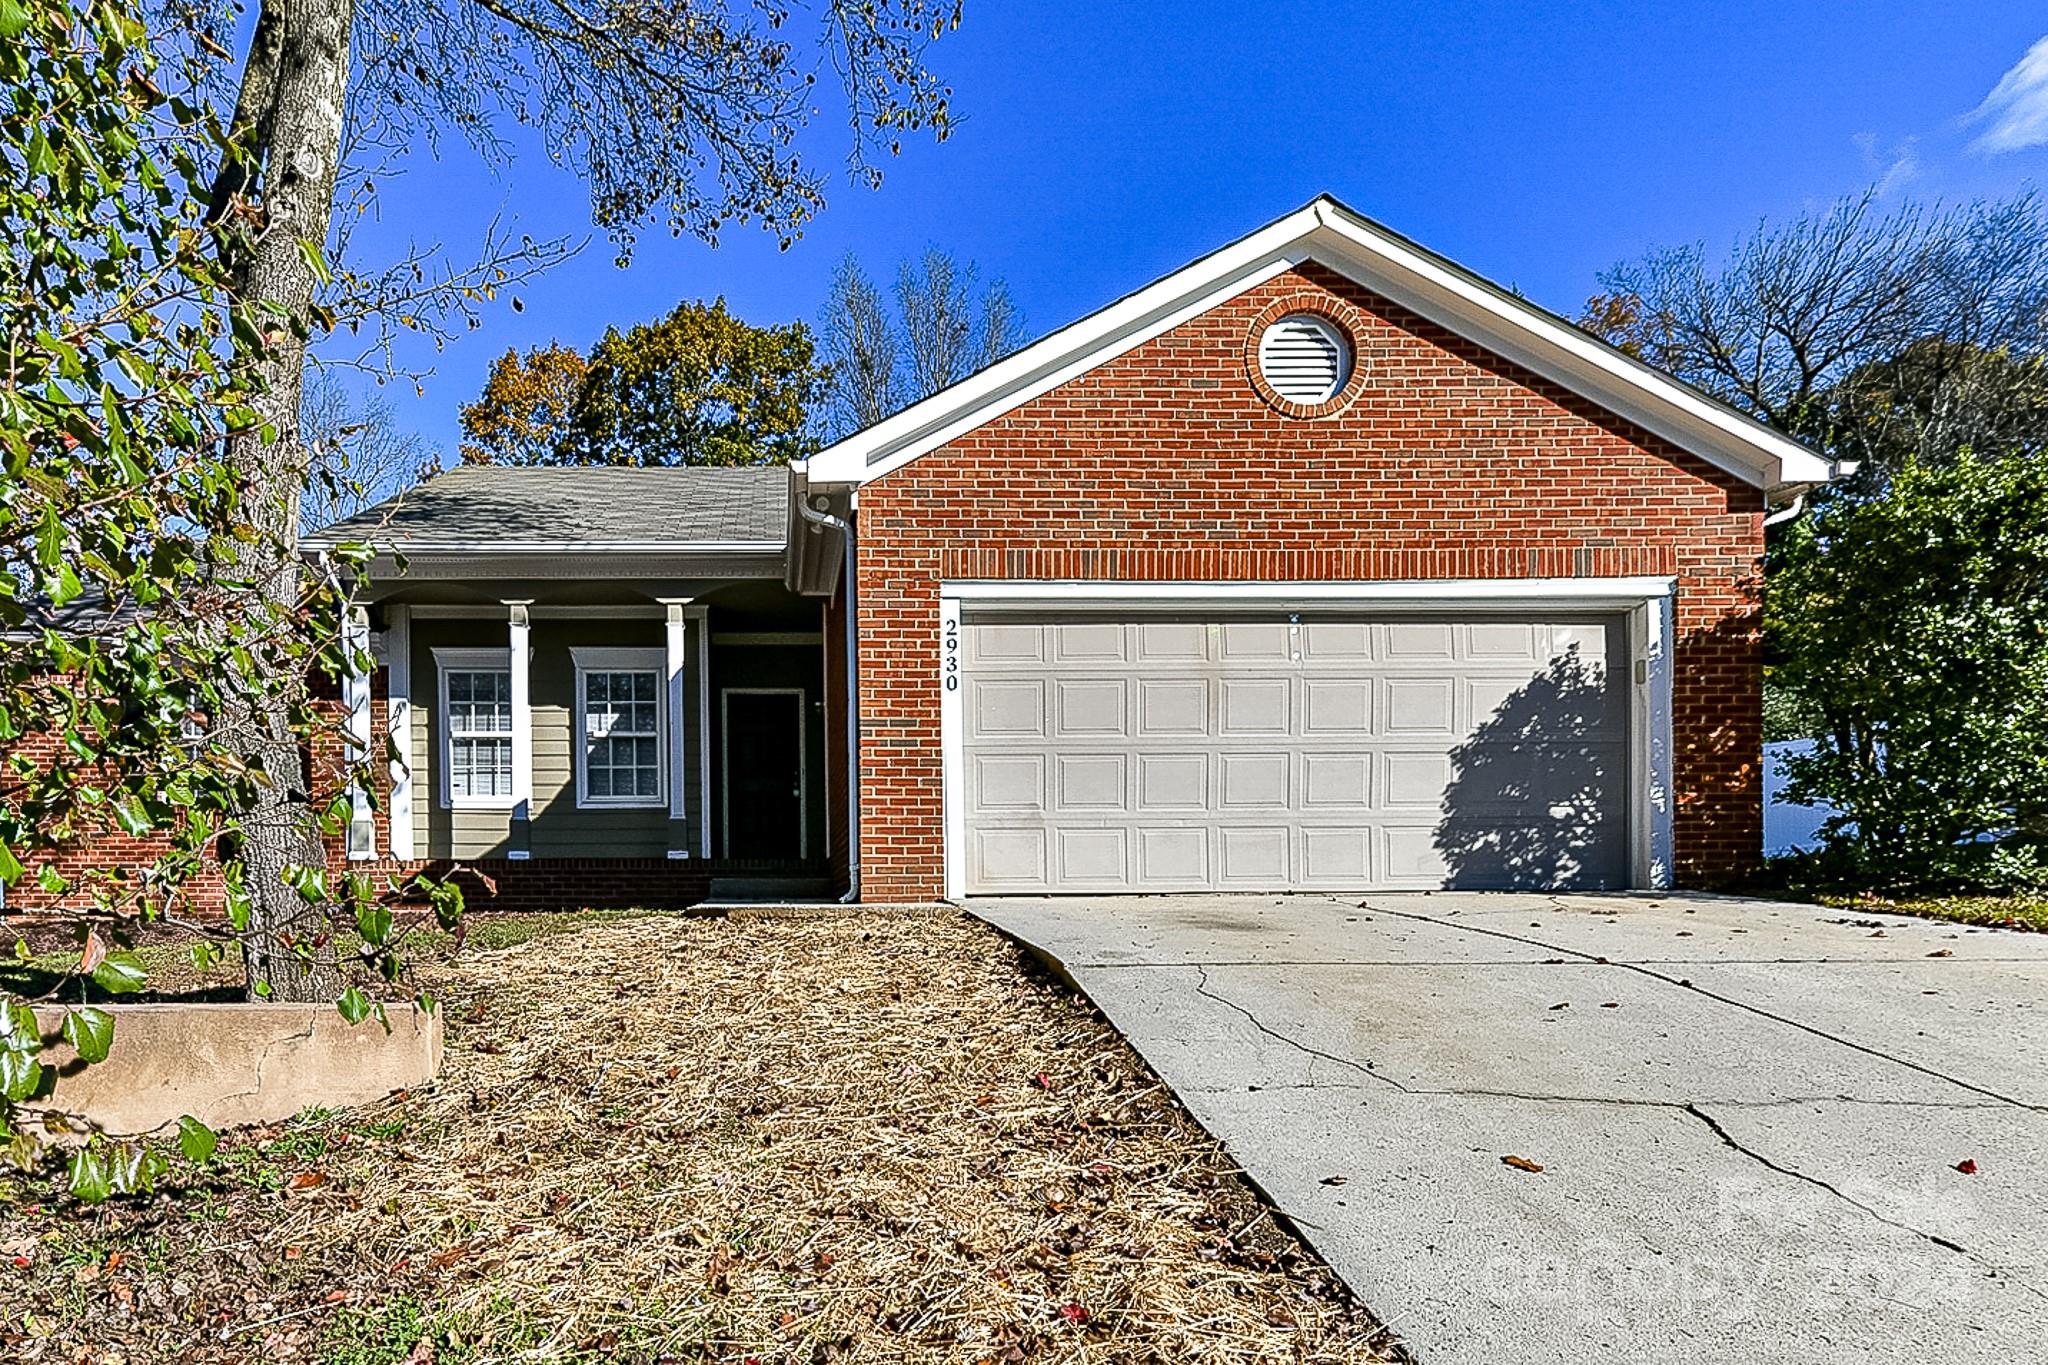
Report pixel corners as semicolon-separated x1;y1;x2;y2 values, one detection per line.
408;616;703;860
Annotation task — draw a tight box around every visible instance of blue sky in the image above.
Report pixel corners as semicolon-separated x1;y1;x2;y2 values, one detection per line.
339;2;2048;458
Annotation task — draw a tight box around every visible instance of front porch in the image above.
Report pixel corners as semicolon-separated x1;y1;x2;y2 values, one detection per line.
309;465;851;908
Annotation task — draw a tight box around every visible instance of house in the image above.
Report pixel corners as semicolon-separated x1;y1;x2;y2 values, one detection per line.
173;196;1846;910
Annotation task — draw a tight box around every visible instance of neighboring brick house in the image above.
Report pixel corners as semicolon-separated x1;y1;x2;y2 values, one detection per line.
14;197;1835;913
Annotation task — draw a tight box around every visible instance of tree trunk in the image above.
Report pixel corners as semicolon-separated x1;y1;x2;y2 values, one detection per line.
217;0;355;1003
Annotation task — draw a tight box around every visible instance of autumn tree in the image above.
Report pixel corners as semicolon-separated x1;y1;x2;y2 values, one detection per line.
456;343;590;465
817;245;1023;437
183;0;959;1000
459;300;825;466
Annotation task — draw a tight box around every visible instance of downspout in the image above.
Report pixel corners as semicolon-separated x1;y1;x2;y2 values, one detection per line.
1762;490;1806;528
1764;459;1858;529
793;482;859;904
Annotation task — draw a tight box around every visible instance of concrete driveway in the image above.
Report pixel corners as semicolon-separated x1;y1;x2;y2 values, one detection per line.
970;892;2048;1365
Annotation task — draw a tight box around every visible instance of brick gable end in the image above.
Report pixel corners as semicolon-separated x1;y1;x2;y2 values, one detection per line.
853;262;1764;899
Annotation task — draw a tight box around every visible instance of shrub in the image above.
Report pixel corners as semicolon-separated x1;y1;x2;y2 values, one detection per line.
1768;453;2048;889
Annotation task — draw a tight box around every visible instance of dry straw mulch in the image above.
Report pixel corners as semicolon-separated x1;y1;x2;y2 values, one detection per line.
2;910;1399;1363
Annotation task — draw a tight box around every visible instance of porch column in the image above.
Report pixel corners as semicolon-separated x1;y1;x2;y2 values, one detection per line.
505;599;533;859
385;604;414;860
342;604;376;861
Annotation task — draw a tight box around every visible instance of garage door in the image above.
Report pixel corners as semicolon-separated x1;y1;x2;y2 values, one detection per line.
960;614;1630;893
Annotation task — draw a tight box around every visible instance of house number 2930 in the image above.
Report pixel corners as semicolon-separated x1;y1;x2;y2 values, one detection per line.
942;617;960;691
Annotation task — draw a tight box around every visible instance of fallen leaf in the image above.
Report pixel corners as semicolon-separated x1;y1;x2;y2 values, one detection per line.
1057;1303;1090;1325
1600;1002;1620;1009
1547;1002;1570;1011
1927;949;1953;958
707;1244;737;1294
287;1171;325;1191
1501;1155;1545;1174
1955;1159;1978;1175
1318;1175;1348;1186
1032;1072;1056;1091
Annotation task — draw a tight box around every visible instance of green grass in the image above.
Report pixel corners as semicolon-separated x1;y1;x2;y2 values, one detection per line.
319;1292;548;1365
1823;892;2048;933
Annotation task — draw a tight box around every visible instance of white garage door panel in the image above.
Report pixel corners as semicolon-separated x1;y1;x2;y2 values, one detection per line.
961;615;1629;893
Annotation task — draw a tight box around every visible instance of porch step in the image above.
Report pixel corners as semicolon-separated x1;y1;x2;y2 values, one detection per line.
707;875;837;903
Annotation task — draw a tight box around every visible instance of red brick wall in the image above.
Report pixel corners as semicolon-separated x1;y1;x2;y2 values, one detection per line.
851;262;1765;899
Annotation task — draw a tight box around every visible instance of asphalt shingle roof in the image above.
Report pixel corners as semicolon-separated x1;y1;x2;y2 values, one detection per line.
304;465;788;549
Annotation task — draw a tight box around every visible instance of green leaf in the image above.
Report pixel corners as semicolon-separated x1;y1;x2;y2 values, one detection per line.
354;900;391;947
296;238;333;286
68;1148;111;1203
336;986;372;1026
47;562;83;608
0;841;21;886
176;1115;217;1164
109;799;151;838
107;1142;153;1195
224;882;252;934
0;0;30;41
0;1001;36;1043
0;1050;43;1103
90;952;147;995
61;1007;114;1064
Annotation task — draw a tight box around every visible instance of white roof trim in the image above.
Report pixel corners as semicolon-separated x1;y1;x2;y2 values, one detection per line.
300;538;785;554
944;576;1677;613
806;197;1834;492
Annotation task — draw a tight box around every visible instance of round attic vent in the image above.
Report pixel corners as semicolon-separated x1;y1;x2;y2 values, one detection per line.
1257;313;1353;406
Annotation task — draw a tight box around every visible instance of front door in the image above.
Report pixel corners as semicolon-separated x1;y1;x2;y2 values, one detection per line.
723;689;805;860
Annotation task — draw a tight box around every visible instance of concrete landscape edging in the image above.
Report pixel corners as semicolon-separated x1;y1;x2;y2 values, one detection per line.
25;1001;442;1138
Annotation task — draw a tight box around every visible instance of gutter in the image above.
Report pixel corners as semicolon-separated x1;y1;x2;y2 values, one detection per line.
1763;460;1859;529
299;539;785;556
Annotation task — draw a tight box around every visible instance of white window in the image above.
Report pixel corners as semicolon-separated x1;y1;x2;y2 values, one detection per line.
572;647;667;808
435;648;515;808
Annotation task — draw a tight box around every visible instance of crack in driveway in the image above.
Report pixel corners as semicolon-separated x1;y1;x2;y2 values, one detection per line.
1353;899;2044;1113
1184;958;2040;1297
1682;1101;2048;1304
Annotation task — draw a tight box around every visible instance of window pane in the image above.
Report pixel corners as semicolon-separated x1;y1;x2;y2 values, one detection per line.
576;671;663;799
